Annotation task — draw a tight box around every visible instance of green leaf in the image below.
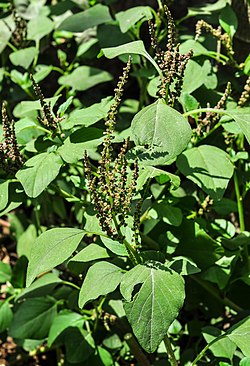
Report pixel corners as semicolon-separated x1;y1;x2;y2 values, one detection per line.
131;99;192;166
17;224;37;260
175;220;224;270
226;316;250;357
69;244;110;264
100;236;128;256
120;261;185;353
65;97;113;128
16;273;62;301
57;96;74;117
169;256;201;276
116;6;153;33
0;180;9;211
154;201;182;226
219;4;238;38
78;262;123;308
137;166;180;190
27;16;54;41
13;95;60;118
182;60;212;94
9;47;38;69
48;310;83;347
65;327;95;363
176;145;234;201
58;66;112;91
0;301;13;333
9;298;57;340
58;4;112;32
0;262;11;283
16;152;63;198
58;127;103;163
240;358;250;366
203;326;236;360
26;228;85;286
101;40;162;75
226;108;250;145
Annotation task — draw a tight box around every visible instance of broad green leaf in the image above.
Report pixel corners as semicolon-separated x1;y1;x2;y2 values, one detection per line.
137;166;180;190
17;224;37;259
169;256;201;276
13;96;60;118
226;108;250;145
100;236;128;256
203;326;236;360
9;47;38;69
120;261;185;352
219;4;238;38
65;327;95;363
57;96;74;117
240;358;250;366
0;180;9;211
175;220;224;269
69;243;110;264
179;40;210;57
48;310;83;347
131;99;192;166
16;273;62;301
0;262;11;283
27;16;54;41
9;298;57;339
16;152;63;198
58;66;112;91
0;17;12;53
58;127;103;163
226;316;250;357
26;228;85;286
0;301;13;333
65;97;113;129
58;4;112;32
154;201;182;226
182;60;212;94
116;6;152;33
78;261;123;308
176;145;234;201
101;40;162;76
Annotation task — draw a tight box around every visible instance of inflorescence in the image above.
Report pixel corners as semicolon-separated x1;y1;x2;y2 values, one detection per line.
83;57;141;248
195;20;234;63
0;103;23;173
11;9;27;48
148;5;193;105
238;76;250;107
30;74;59;134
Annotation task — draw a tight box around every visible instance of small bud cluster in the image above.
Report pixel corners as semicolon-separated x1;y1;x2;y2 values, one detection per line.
30;74;59;133
11;10;27;48
198;82;232;129
195;20;234;62
0;103;23;173
238;77;250;107
84;58;140;244
198;195;213;216
148;5;193;105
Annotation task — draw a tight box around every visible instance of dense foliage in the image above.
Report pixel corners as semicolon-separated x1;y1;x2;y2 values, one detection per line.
0;0;250;365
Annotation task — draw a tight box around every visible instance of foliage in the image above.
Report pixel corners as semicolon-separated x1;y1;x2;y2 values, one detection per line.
0;0;250;365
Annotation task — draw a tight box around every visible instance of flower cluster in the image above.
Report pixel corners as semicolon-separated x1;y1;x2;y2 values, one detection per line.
30;74;59;134
148;5;193;105
11;10;27;48
196;82;231;136
83;58;140;246
238;76;250;107
0;103;23;173
195;20;234;63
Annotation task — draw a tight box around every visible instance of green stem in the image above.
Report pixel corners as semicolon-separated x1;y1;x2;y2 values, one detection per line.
62;281;80;291
163;335;178;366
124;333;151;366
191;276;243;313
233;170;249;271
183;107;227;118
191;336;223;366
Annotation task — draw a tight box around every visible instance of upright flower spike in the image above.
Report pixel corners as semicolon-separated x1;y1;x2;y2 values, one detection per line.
1;103;23;172
238;77;250;107
30;74;58;132
83;57;141;253
11;9;27;48
148;5;193;105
